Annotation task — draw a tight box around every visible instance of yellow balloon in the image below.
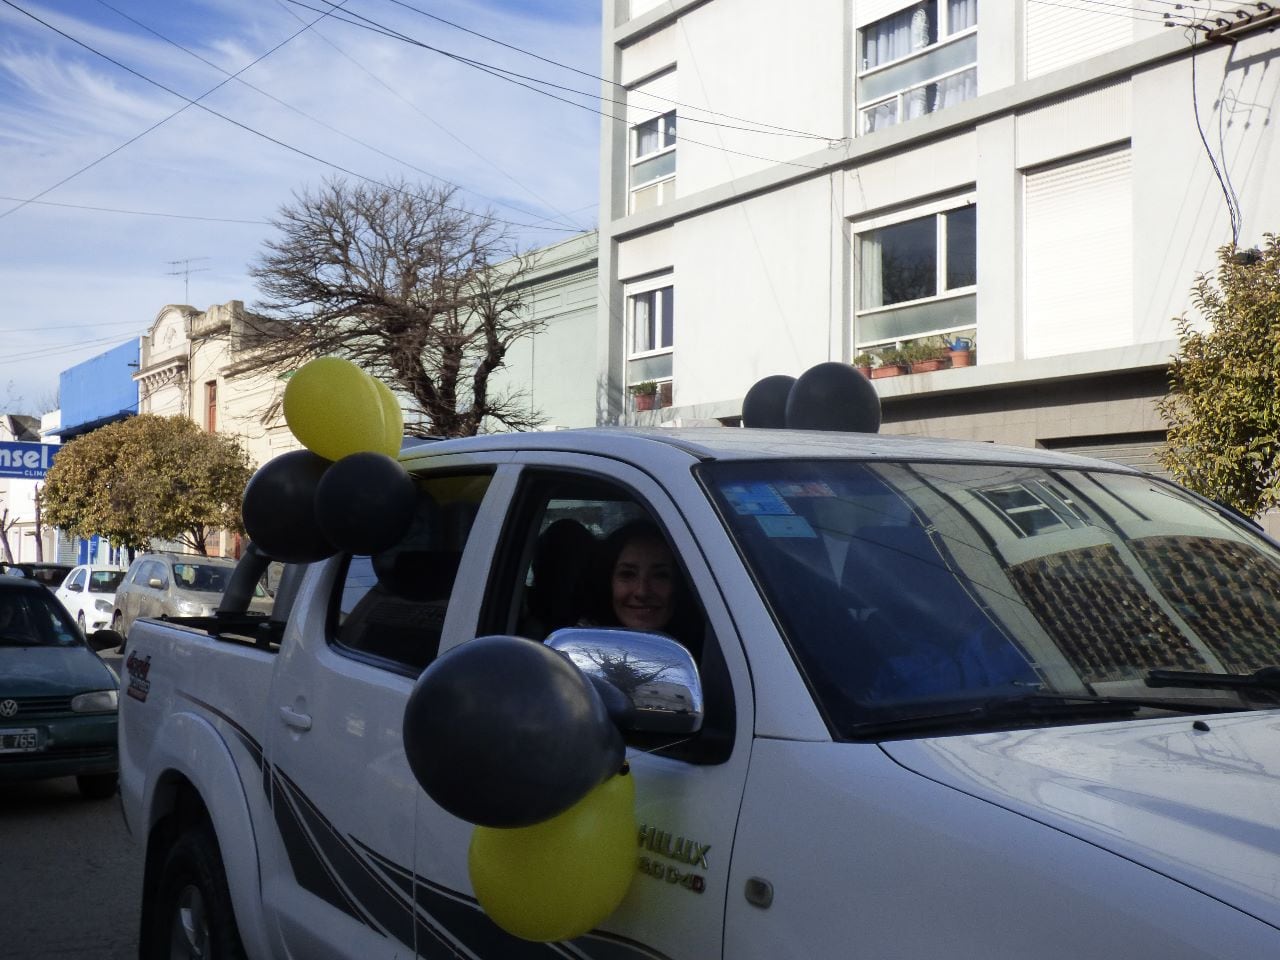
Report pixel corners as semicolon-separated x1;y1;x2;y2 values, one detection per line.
372;375;403;457
283;357;387;461
469;771;636;942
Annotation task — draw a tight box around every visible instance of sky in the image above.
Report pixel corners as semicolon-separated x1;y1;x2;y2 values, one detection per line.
0;0;602;413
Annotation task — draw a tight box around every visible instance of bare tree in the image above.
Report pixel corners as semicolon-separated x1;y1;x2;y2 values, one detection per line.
246;177;545;438
0;508;16;564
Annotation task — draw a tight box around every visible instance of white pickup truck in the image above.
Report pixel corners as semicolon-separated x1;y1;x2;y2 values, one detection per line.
120;426;1280;959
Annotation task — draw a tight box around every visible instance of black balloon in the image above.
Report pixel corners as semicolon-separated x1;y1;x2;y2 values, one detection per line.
741;374;796;428
315;452;418;556
403;635;625;828
785;361;882;433
241;450;337;563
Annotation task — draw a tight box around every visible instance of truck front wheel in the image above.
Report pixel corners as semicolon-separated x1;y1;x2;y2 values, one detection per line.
150;825;246;960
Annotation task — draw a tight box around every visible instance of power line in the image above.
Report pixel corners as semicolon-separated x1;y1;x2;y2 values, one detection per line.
0;0;343;223
94;0;584;233
0;0;582;234
0;333;142;366
1025;0;1170;22
374;0;839;140
0;318;149;334
0;195;269;224
284;0;829;171
285;0;837;144
1185;25;1242;244
268;0;587;232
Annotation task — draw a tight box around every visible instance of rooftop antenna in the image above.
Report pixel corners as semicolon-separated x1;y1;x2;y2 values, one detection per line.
165;257;210;304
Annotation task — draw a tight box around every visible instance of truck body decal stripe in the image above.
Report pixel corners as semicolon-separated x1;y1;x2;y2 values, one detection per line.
177;691;670;959
179;691;264;769
270;767;374;928
274;765;415;945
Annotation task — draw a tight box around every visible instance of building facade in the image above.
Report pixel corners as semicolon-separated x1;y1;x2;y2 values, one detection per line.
488;230;602;429
135;300;299;470
598;1;1280;474
0;413;46;563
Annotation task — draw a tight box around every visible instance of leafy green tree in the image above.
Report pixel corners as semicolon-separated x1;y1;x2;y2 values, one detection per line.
39;415;253;555
1159;235;1280;517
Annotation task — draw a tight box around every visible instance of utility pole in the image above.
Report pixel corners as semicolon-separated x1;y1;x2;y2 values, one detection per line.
165;257;210;305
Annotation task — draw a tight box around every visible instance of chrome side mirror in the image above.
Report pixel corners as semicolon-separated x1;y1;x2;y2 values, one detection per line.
547;628;704;735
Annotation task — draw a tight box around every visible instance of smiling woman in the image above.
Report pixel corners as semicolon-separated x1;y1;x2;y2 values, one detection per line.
580;519;700;651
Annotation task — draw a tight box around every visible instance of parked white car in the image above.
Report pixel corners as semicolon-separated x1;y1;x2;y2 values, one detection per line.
54;565;127;633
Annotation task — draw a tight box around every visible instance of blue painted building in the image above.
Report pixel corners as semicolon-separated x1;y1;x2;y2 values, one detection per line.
52;339;140;565
58;339;140;440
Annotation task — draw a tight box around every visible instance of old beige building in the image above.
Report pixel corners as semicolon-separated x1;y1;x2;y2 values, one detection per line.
135;301;300;471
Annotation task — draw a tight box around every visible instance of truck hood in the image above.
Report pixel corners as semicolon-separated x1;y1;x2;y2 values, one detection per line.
0;645;117;697
882;711;1280;929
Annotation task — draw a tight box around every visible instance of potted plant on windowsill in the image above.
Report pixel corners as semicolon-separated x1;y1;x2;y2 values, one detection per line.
902;338;950;374
853;353;875;378
630;380;659;411
870;348;906;379
945;336;974;368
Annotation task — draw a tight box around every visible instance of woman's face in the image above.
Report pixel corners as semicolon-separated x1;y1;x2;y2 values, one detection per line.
610;535;675;632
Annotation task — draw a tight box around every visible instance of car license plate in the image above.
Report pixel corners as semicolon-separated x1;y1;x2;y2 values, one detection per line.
0;728;41;753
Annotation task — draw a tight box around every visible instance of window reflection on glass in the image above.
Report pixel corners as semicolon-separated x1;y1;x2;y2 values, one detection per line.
861;215;938;308
945;206;977;289
699;457;1280;738
858;1;977;134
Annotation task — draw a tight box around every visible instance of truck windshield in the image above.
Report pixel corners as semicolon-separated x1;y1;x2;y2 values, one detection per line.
699;458;1280;738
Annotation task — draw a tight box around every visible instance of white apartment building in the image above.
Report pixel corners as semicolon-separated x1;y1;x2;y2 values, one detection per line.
598;0;1280;471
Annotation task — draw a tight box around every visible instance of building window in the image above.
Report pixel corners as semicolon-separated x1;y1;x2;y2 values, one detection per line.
205;380;217;432
631;286;673;355
855;202;975;350
625;282;674;400
858;0;977;135
630;111;677;213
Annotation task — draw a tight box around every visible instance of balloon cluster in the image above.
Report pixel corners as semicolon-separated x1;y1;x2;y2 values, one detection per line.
241;357;416;562
403;636;636;942
742;361;882;433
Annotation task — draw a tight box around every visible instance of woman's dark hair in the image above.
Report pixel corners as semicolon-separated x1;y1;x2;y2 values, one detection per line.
584;520;701;653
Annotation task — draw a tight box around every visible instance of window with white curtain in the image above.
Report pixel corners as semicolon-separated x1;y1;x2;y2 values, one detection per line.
630;111;677;213
630;285;674;355
857;1;978;135
855;202;976;349
625;280;675;392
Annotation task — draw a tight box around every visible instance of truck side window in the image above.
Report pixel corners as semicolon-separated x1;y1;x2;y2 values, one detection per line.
331;473;492;673
484;471;734;764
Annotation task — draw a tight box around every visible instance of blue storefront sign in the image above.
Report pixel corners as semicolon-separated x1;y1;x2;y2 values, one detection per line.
0;441;62;479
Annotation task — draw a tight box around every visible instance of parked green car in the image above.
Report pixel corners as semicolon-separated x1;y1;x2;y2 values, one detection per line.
0;574;119;799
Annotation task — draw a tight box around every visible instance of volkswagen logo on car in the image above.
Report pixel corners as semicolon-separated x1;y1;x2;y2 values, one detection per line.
0;699;18;718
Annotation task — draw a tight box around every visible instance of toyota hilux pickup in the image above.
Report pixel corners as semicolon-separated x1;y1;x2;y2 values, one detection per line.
119;426;1280;959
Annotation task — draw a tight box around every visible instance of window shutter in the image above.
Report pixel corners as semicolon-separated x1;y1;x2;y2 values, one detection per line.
1023;148;1132;359
1025;1;1132;80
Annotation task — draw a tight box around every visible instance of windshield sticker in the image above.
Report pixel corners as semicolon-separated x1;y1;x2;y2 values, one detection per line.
756;515;817;539
777;481;836;498
723;483;795;516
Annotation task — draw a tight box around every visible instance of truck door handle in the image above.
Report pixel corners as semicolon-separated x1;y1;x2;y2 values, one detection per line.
279;706;312;731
